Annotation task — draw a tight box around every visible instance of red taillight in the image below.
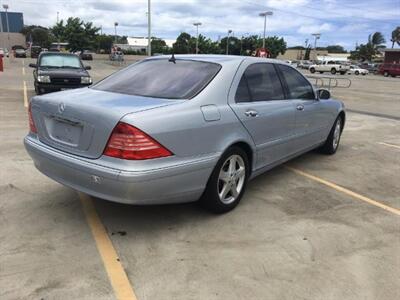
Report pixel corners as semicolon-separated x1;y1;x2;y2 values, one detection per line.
28;102;37;133
103;122;173;160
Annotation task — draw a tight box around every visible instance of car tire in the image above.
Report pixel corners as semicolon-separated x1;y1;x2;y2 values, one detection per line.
319;71;323;74
200;147;249;213
355;71;359;75
384;71;389;77
319;115;343;155
331;68;337;75
310;67;315;73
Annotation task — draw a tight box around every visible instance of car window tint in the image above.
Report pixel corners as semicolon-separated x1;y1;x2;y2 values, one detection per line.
235;75;251;103
242;63;284;101
277;64;315;100
93;59;221;99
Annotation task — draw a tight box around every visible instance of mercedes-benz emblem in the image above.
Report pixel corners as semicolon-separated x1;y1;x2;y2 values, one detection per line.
58;102;66;114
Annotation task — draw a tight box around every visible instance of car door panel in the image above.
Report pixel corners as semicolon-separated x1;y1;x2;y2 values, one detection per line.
228;62;296;170
276;64;327;151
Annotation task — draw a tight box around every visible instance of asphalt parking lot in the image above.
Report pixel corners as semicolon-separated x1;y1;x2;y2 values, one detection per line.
1;57;399;300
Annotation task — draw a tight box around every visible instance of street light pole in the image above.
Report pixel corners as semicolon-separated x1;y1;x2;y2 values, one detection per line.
259;11;273;49
193;22;202;54
114;22;118;44
147;0;151;56
311;33;321;61
3;4;10;50
226;29;232;55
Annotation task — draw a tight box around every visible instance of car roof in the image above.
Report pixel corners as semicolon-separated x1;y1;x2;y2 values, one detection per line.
146;54;288;66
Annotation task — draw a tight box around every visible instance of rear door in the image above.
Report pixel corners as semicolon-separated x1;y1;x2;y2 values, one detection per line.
229;62;296;169
276;64;327;150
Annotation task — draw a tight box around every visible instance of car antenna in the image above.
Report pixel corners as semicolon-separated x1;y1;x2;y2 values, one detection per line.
168;52;176;64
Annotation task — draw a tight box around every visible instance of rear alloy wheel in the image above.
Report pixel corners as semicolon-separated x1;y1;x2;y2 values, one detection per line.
355;71;359;75
384;71;389;77
200;147;249;213
331;68;337;75
320;116;342;155
310;67;315;73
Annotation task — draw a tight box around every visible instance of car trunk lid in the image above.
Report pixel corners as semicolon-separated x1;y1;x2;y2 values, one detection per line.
30;88;182;159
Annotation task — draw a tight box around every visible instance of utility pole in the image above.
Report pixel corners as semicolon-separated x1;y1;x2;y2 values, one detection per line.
147;0;151;56
3;4;10;50
311;33;321;61
226;29;232;55
193;22;201;54
259;11;273;49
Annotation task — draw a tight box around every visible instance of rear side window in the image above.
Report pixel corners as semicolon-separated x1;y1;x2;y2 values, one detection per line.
93;59;221;99
235;63;285;102
277;65;315;100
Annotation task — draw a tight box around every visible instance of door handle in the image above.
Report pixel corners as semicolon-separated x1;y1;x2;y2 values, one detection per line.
296;105;304;111
245;110;259;117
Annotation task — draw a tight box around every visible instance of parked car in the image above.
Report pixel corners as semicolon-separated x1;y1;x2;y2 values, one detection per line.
15;48;27;58
24;55;345;213
80;50;93;60
309;60;349;75
30;46;42;58
347;65;368;75
298;60;312;69
378;63;400;77
29;52;92;95
0;48;5;57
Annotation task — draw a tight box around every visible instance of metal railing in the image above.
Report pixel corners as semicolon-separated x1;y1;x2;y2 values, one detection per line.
306;75;352;90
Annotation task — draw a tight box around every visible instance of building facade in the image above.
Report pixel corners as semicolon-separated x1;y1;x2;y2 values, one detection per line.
0;11;25;50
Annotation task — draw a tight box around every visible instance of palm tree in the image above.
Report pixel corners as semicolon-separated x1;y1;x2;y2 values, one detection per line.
368;32;386;49
391;27;400;48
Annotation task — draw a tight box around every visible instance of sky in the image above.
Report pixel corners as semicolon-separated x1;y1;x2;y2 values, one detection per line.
6;0;400;50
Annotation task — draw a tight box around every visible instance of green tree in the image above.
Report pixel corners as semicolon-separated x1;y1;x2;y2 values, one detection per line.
51;17;100;51
262;36;287;58
326;45;347;53
351;32;386;61
151;38;170;54
391;26;400;48
96;34;114;53
173;32;192;54
20;25;52;48
219;36;241;55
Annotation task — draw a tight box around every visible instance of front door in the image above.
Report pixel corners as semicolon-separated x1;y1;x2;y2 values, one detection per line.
276;64;327;150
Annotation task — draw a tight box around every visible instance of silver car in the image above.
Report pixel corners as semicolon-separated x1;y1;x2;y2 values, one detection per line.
25;55;345;213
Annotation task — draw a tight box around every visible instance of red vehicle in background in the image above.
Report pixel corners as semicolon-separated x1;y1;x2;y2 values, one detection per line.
378;63;400;77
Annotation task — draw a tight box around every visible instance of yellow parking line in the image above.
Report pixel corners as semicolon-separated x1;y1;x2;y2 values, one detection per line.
23;81;28;108
285;166;400;216
378;142;400;150
78;193;138;300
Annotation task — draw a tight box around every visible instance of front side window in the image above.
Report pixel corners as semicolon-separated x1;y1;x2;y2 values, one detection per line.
40;54;82;69
277;65;315;100
93;59;221;99
235;63;284;102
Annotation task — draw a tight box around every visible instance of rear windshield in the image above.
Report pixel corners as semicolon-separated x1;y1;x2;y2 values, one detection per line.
40;54;82;68
93;59;221;99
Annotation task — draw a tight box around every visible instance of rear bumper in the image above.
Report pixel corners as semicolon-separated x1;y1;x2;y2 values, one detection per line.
24;135;218;205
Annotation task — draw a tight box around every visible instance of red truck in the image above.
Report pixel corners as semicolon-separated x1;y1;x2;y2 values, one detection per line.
378;63;400;77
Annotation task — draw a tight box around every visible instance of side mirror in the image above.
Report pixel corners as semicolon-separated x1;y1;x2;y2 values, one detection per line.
317;89;331;100
29;63;37;68
84;65;91;70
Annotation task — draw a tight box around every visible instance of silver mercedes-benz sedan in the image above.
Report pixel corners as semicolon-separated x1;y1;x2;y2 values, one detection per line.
25;55;345;213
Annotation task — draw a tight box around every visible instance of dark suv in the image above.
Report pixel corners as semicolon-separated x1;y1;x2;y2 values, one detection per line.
29;52;92;94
